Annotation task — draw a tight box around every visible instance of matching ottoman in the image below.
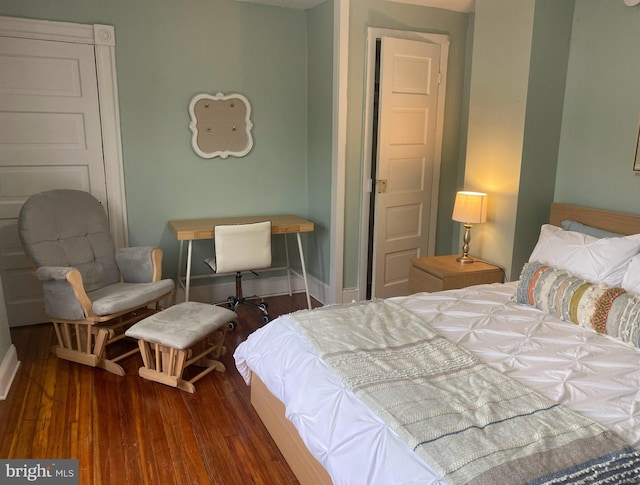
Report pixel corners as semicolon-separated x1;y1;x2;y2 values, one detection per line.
125;301;238;393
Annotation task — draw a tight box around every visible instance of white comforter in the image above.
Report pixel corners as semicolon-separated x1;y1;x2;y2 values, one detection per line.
234;283;640;484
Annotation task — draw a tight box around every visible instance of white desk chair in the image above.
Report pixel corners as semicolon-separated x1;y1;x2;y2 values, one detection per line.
205;221;272;324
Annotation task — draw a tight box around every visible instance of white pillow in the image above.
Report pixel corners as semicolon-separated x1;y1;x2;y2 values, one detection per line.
528;224;640;286
622;254;640;296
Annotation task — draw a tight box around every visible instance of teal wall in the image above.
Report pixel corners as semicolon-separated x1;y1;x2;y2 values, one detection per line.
555;0;640;212
0;0;469;296
306;0;334;286
512;0;574;278
463;0;537;279
343;0;469;289
0;0;321;283
4;0;634;301
465;0;639;280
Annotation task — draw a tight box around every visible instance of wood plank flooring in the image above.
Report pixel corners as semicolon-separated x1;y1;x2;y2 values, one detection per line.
0;293;320;485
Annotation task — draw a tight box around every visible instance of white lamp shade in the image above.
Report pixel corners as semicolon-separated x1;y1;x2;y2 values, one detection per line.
452;191;488;224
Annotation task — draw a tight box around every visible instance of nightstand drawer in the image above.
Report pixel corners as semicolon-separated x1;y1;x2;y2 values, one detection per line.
439;270;503;290
409;266;445;293
409;255;503;293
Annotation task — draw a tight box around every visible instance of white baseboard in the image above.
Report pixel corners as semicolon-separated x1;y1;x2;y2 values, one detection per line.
341;288;360;303
0;344;20;400
174;272;329;306
171;273;360;308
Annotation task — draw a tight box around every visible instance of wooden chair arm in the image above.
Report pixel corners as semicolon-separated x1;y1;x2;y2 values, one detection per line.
65;268;96;319
151;248;163;282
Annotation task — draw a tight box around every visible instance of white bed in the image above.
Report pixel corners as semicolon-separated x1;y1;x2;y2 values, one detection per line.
234;204;640;484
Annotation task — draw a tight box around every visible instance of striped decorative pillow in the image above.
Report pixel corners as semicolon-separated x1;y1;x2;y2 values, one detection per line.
516;262;640;348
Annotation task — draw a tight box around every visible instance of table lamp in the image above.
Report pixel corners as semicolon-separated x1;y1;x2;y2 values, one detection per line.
452;191;488;264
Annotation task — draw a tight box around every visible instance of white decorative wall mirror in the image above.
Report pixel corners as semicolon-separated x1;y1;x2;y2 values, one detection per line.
188;92;253;159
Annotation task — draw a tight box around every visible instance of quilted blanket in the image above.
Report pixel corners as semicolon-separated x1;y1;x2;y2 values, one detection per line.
290;300;640;484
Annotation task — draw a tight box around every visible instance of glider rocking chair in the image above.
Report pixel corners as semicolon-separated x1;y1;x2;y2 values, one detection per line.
18;189;175;376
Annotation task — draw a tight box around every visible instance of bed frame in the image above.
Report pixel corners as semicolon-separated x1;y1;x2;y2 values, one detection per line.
250;374;331;484
250;202;640;485
549;202;640;234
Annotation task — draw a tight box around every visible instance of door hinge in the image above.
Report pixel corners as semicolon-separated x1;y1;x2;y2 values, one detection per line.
438;72;442;84
377;179;388;194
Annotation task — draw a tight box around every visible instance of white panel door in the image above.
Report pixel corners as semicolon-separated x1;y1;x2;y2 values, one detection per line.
373;37;440;298
0;35;107;326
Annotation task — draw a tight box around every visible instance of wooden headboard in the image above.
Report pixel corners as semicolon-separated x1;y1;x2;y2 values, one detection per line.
549;203;640;236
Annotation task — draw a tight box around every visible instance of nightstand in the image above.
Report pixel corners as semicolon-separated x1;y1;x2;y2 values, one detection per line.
409;255;503;293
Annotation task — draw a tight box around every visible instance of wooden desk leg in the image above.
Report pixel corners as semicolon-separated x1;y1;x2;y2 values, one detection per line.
296;232;311;309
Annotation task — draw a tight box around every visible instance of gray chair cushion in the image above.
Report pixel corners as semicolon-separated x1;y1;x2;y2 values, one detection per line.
89;279;175;316
116;247;158;283
125;302;238;349
40;277;175;321
19;189;175;321
41;278;86;321
19;189;119;291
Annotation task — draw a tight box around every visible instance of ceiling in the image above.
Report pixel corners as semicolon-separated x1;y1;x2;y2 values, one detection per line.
232;0;475;12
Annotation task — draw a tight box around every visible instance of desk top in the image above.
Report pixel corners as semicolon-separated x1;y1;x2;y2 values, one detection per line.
168;214;314;241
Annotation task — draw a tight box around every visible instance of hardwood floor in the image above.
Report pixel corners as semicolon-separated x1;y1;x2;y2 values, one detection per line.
0;293;320;485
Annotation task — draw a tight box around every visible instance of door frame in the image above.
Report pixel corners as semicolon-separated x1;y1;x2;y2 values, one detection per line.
0;15;128;247
358;27;449;301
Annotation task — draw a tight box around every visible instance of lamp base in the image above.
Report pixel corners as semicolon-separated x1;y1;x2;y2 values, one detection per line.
457;223;475;264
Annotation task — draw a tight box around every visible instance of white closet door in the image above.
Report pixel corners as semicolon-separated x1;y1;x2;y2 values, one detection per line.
0;35;108;326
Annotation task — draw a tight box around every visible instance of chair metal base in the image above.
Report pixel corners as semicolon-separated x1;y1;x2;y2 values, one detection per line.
214;271;272;325
222;296;271;325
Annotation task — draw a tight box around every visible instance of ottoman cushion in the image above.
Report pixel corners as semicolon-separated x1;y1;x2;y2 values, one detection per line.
126;302;237;350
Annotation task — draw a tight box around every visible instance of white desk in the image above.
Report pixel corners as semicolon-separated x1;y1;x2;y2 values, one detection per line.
168;215;315;309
